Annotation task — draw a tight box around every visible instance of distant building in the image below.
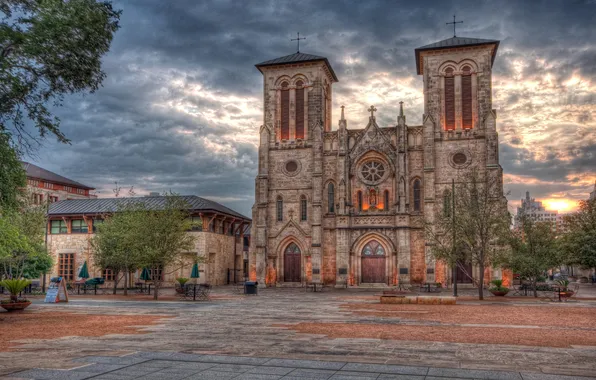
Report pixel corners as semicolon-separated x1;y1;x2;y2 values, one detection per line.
45;195;251;287
514;191;558;232
22;161;95;204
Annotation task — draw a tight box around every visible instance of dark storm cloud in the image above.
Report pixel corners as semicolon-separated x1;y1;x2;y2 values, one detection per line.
24;0;596;217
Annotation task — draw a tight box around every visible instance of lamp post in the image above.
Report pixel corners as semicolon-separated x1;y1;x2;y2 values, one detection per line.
452;178;458;297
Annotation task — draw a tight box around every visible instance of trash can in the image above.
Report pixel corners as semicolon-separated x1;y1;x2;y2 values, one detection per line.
244;281;258;295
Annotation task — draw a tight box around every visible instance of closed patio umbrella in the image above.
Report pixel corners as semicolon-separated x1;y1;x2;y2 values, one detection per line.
191;263;200;284
78;261;90;279
140;268;151;281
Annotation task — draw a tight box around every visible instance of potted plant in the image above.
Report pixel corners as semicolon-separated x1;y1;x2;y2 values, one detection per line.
557;279;574;298
0;279;33;311
489;279;509;296
175;277;189;294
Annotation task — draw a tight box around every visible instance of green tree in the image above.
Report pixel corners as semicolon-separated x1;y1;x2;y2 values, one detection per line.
560;199;596;277
425;170;510;300
90;203;144;295
505;216;561;297
0;133;26;212
1;0;121;151
91;195;197;300
0;194;51;279
136;196;196;300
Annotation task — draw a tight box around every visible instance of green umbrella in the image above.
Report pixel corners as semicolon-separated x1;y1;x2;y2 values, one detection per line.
78;261;90;279
140;268;151;281
190;263;200;279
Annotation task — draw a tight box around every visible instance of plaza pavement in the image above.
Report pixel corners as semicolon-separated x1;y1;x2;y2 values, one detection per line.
1;286;596;380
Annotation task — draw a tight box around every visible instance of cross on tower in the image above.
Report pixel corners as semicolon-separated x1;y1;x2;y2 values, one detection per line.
446;14;463;37
291;32;306;53
368;105;377;118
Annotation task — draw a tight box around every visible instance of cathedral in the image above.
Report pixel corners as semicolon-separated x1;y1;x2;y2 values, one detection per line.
249;35;504;287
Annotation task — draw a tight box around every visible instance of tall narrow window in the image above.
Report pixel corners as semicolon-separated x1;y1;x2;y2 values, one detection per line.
300;195;307;221
462;66;473;129
276;196;283;222
443;190;451;217
281;81;290;140
357;191;363;212
384;190;389;210
413;179;421;212
58;253;74;281
328;183;335;213
444;68;455;130
295;80;305;139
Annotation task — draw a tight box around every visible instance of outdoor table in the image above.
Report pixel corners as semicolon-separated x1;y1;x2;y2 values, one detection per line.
422;283;434;292
307;282;322;292
75;282;98;295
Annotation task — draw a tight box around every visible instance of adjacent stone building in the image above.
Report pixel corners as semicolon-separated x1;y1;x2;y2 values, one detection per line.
45;196;251;287
22;161;96;204
249;36;507;287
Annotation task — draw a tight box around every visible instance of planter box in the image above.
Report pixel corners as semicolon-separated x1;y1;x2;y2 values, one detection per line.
490;290;509;297
1;301;31;312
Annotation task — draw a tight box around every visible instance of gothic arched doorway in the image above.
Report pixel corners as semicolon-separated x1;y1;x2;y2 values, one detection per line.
361;240;386;283
284;243;301;282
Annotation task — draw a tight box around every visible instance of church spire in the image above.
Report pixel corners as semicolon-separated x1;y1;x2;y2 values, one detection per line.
340;105;345;121
397;101;406;125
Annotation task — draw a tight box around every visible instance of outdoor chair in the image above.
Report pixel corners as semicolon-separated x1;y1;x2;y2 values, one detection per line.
234;281;245;294
511;284;525;296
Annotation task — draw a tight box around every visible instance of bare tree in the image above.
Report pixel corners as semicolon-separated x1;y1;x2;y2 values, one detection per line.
425;169;510;300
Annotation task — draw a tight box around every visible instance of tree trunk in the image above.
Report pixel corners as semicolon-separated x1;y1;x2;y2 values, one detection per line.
153;281;159;300
123;271;128;296
478;263;484;300
532;278;538;298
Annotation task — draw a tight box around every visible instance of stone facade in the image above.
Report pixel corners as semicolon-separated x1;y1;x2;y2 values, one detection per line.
46;229;245;287
250;38;507;287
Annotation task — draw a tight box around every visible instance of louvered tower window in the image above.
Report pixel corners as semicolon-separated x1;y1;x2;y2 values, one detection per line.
462;66;473;129
281;81;290;140
295;80;305;139
444;68;455;131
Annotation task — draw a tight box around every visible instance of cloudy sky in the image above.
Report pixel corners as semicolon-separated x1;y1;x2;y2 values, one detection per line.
26;0;596;217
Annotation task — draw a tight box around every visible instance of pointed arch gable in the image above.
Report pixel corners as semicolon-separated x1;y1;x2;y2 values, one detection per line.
276;236;306;258
351;232;397;257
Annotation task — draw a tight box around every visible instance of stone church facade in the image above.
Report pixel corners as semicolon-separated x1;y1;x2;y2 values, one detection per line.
250;36;505;287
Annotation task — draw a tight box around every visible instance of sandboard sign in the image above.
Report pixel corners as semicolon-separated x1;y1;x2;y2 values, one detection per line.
44;277;69;303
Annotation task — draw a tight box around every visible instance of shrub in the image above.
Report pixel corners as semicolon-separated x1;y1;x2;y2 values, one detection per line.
0;279;32;302
489;279;509;292
176;277;189;286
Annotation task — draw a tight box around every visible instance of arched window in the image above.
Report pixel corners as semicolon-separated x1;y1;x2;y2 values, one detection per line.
281;81;290;140
461;66;473;129
413;179;421;212
295;80;305;139
444;68;455;131
276;196;283;222
443;190;451;217
328;183;335;213
362;240;385;256
357;191;363;212
300;195;307;221
384;190;389;210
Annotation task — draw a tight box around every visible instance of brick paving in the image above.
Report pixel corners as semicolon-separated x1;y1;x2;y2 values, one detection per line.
1;286;596;379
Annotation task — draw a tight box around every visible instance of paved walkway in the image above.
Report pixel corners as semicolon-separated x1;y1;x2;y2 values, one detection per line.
1;286;596;379
8;351;596;380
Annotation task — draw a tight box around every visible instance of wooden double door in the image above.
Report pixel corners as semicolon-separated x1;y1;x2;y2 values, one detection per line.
361;256;386;283
284;243;301;282
361;240;387;283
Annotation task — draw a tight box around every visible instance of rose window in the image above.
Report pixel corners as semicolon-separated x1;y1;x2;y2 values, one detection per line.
361;161;385;183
